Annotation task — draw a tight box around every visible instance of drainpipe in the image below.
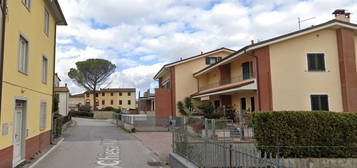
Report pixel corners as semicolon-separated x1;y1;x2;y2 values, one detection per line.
245;50;262;111
0;0;7;122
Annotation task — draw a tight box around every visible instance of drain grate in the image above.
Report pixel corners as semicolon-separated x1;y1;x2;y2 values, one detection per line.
147;161;162;167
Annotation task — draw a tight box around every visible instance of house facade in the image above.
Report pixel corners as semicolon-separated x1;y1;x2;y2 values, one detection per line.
138;90;155;115
84;88;137;111
54;85;70;116
0;0;66;167
69;93;84;111
153;48;235;117
193;10;357;113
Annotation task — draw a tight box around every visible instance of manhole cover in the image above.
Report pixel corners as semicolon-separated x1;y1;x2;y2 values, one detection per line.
147;161;162;167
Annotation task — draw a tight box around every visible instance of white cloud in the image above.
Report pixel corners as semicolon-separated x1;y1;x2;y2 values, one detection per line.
56;0;357;94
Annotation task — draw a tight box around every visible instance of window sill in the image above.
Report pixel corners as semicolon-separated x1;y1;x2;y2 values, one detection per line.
306;70;327;72
18;70;28;76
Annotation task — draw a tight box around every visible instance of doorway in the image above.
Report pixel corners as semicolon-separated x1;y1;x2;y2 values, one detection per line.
13;100;26;167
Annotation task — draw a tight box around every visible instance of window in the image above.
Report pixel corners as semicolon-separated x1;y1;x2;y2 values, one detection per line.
242;62;253;80
40;102;47;130
111;100;113;105
128;92;131;96
102;100;105;105
311;95;329;111
119;92;122;96
250;97;255;112
44;8;50;36
96;93;98;97
206;57;222;65
86;93;90;97
307;53;325;71
102;93;105;96
110;92;113;96
241;98;246;111
42;56;48;83
22;0;31;10
18;35;29;74
119;100;122;105
128;100;131;105
162;81;171;89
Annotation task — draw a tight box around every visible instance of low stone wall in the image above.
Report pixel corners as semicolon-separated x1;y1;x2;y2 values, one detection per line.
282;158;357;168
93;111;114;119
169;153;198;168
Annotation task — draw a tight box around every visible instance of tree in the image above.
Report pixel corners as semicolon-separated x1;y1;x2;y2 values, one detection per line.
68;59;116;110
177;97;195;116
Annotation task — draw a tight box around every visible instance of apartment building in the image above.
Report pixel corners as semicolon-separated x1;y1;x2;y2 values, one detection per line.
0;0;66;167
153;48;235;117
84;88;136;110
193;10;357;113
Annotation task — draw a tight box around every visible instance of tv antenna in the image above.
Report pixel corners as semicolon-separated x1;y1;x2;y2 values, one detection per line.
298;17;316;30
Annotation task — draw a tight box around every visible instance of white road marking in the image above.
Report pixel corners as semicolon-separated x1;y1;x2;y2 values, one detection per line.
28;138;65;168
96;139;122;168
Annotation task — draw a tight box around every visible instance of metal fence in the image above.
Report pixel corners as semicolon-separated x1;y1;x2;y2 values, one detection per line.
112;113;174;132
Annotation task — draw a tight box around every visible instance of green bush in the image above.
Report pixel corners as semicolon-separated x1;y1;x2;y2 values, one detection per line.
79;104;91;112
252;111;357;158
100;106;115;111
69;111;94;118
53;113;63;138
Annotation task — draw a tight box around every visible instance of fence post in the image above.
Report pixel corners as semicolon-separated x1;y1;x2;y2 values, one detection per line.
229;144;233;167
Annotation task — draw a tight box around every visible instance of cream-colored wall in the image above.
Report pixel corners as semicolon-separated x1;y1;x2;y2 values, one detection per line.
355;36;357;72
175;51;232;111
230;55;254;79
231;91;256;112
85;91;136;110
270;29;343;112
160;71;171;86
0;0;56;149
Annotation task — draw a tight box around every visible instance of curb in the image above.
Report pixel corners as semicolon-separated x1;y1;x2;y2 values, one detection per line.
27;138;64;168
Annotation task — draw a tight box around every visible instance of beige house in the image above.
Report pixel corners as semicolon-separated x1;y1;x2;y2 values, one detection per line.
153;48;235;116
192;10;357;113
84;88;136;111
69;93;84;111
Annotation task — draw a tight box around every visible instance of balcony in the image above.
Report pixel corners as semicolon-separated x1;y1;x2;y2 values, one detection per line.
199;73;256;92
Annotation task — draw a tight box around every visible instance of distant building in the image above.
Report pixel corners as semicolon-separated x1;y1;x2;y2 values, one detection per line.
138;89;155;115
84;88;137;112
69;93;84;111
54;77;70;116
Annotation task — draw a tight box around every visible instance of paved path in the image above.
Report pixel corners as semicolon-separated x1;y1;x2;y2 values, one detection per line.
34;118;161;168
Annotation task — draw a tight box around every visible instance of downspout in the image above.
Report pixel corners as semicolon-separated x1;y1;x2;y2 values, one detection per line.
0;0;7;122
51;23;57;144
245;50;262;111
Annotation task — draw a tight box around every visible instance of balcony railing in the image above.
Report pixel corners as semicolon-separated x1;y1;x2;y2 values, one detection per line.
199;73;256;91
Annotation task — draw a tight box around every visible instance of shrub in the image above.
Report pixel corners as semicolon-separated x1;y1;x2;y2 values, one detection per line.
196;101;218;119
252;111;357;158
69;111;94;118
101;106;115;111
53;113;63;138
79;104;91;112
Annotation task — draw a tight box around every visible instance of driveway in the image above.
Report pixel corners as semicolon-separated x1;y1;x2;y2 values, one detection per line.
33;118;162;168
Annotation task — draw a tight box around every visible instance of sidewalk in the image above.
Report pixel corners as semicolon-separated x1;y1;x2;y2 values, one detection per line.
133;132;172;166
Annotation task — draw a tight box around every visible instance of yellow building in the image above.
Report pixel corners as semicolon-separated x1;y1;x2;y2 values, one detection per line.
0;0;66;167
84;88;137;111
193;10;357;114
153;48;235;116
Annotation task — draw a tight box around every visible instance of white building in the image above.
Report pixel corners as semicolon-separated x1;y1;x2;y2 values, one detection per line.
54;74;70;116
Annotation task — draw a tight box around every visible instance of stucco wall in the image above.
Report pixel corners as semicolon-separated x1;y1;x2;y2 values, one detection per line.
84;91;136;110
175;51;232;112
0;0;56;150
230;55;255;79
231;91;256;112
58;92;69;116
269;29;343;111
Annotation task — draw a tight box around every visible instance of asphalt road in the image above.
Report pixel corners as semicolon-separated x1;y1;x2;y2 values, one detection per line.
34;118;162;168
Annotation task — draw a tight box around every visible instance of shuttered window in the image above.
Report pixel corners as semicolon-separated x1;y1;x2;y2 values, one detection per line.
307;53;325;71
40;102;47;131
18;36;29;74
42;56;48;83
310;95;329;111
44;8;50;36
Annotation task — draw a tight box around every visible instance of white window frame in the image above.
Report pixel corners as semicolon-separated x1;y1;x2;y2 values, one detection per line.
42;56;48;84
22;0;31;11
18;34;29;74
40;101;47;131
44;8;50;36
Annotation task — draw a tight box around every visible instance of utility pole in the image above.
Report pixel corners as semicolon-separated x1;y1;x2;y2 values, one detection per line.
298;17;316;30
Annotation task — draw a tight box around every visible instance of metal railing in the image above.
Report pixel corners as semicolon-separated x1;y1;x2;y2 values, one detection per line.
112;113;173;132
199;73;256;91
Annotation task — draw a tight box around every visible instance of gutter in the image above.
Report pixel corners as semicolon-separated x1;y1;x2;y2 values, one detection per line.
0;0;6;122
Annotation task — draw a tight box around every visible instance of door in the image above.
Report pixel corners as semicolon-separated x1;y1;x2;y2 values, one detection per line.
240;98;246;111
13;101;26;166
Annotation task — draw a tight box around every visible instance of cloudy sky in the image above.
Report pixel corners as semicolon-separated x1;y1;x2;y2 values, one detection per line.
56;0;357;96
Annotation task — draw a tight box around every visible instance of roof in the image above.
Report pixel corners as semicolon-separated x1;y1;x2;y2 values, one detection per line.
55;73;61;81
153;47;235;80
70;93;84;98
193;19;357;77
47;0;67;25
100;88;136;92
54;87;69;92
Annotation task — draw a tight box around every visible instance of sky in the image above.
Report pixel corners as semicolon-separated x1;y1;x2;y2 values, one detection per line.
55;0;357;96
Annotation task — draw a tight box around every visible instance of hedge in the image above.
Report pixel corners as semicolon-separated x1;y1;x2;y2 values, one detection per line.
69;111;94;118
252;111;357;158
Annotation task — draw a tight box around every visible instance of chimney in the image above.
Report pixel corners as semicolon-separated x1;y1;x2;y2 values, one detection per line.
65;83;67;87
333;9;351;22
251;40;255;45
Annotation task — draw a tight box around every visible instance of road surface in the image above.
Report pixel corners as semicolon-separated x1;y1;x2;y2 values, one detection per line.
34;118;162;168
